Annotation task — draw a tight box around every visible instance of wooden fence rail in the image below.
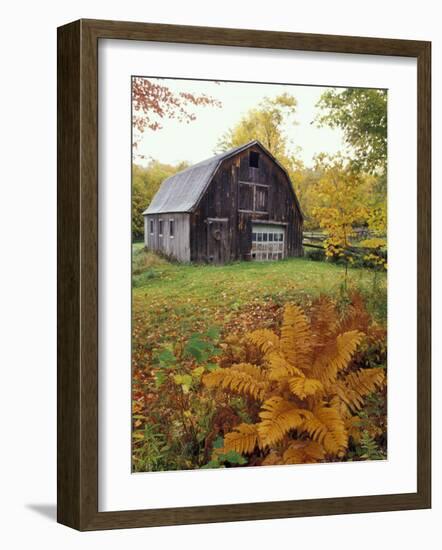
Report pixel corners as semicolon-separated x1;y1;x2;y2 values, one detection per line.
302;231;386;258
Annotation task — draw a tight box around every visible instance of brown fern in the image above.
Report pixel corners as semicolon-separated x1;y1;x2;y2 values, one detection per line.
282;440;326;464
203;299;386;467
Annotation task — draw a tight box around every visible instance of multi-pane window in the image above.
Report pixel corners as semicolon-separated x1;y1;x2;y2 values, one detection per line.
169;219;175;238
239;182;268;213
251;226;284;261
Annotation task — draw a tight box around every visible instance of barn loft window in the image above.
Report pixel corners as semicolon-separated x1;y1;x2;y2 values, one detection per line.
249;151;260;168
158;219;163;236
239;183;254;211
239;182;268;213
169;219;175;238
255;186;268;212
149;219;154;234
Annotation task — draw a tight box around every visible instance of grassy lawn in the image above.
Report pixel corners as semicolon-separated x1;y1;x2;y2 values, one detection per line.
132;246;387;357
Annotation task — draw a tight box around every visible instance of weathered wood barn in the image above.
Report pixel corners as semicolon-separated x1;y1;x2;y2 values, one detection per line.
143;140;303;264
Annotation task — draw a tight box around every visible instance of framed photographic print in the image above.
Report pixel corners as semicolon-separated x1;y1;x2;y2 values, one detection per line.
57;19;431;530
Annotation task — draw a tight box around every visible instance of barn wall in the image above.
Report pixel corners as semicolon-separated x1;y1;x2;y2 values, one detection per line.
190;145;303;262
144;213;190;262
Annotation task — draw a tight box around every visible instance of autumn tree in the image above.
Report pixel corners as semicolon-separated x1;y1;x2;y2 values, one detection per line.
312;154;388;276
216;93;298;164
289;162;324;230
132;77;222;153
311;155;371;275
315;88;387;178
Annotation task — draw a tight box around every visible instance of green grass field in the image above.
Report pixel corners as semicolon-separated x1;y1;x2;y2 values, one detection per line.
132;245;387;356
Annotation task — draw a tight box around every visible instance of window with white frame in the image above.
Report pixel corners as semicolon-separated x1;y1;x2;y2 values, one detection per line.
158;219;163;236
149;219;154;235
169;219;175;238
251;224;285;261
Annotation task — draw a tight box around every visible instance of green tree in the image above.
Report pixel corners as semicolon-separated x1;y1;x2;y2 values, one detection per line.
315;88;387;177
132;160;189;240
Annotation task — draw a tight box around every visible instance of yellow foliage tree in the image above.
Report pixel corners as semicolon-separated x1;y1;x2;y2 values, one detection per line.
311;155;369;257
311;154;387;272
203;298;385;465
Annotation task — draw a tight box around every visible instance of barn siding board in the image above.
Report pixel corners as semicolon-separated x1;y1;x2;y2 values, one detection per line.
143;141;303;263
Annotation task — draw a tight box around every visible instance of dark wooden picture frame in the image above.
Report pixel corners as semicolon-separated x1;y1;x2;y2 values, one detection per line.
57;19;431;531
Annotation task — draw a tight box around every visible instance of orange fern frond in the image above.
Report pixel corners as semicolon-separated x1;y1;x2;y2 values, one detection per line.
223;423;260;455
311;330;364;386
310;295;338;350
288;376;324;400
335;330;364;371
258;396;308;447
339;291;371;334
203;363;269;400
301;405;348;456
340;368;386;411
248;329;280;357
332;381;365;412
280;304;312;371
266;351;305;381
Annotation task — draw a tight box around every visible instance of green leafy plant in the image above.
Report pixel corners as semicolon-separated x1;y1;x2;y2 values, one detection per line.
133;327;223;471
202;436;248;469
132;421;170;471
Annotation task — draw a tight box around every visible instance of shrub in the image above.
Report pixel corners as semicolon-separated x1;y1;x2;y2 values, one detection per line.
132;248;167;276
305;247;326;262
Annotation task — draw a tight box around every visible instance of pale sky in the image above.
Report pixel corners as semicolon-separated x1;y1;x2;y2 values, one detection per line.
134;78;346;168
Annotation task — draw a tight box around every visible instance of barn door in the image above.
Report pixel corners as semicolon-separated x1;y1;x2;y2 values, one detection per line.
251;224;285;260
207;219;230;264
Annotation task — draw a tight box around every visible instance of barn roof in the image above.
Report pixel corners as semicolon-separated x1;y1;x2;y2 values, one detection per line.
143;140;302;217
